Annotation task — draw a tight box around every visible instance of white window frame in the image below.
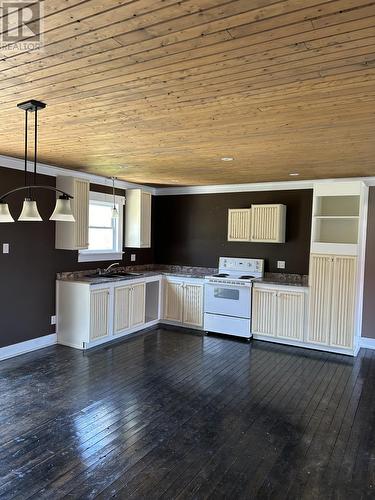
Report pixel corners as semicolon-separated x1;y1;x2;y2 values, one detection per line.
79;191;125;263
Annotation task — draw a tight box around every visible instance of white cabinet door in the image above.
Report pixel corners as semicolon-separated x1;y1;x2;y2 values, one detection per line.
308;254;333;345
113;285;131;334
252;287;278;336
277;291;305;341
330;256;356;349
251;204;286;243
227;209;251;241
183;284;203;328
90;288;110;341
125;189;152;248
164;281;184;323
140;192;152;248
56;177;89;250
131;282;146;328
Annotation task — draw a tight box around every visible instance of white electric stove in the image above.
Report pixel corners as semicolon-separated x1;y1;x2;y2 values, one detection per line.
204;257;264;339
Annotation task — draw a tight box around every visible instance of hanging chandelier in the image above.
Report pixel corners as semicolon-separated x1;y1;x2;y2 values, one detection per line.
0;100;75;223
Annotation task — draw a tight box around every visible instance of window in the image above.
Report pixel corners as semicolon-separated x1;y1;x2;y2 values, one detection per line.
79;191;124;262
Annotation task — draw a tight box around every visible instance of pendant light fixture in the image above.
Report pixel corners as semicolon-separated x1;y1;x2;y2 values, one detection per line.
111;176;119;219
0;100;75;223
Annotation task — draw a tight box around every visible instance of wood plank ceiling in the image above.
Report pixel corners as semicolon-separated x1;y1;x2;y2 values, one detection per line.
0;0;374;185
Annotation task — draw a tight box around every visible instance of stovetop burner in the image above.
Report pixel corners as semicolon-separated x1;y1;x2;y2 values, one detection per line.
239;275;256;280
212;273;229;278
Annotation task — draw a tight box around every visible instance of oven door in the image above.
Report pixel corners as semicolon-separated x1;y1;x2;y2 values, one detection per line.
204;282;251;319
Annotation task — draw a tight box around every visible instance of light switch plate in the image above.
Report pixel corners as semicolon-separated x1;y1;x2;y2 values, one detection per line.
51;315;56;325
277;260;285;269
131;254;136;262
3;243;9;254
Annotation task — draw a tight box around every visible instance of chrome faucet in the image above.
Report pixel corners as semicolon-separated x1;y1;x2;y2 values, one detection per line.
100;263;120;275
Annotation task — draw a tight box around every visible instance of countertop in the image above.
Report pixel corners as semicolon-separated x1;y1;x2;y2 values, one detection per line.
57;267;308;287
57;268;210;285
253;273;309;288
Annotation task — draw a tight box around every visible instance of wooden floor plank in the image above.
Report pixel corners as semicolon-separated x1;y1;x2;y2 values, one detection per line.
0;328;373;499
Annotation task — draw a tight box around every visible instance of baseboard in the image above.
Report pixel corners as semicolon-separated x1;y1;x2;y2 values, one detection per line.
0;334;57;361
360;337;375;350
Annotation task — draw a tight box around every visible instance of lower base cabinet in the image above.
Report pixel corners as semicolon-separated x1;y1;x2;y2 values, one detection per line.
252;285;307;342
90;288;111;341
114;282;145;335
164;279;204;328
308;254;356;349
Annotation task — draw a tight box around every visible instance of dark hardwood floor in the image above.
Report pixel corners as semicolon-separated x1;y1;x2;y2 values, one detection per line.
0;328;374;499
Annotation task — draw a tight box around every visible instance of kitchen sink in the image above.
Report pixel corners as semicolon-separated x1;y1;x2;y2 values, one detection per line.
83;272;143;279
104;272;143;278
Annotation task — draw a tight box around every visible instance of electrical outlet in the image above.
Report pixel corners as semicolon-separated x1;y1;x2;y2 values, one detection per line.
131;254;136;262
51;315;56;325
277;261;286;269
2;243;9;254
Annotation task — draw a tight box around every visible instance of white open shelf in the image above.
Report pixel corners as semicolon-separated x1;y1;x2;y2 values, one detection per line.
314;195;360;217
311;192;362;254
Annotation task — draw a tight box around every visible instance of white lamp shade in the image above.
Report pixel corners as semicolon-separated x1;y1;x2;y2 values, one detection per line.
50;197;75;222
18;198;43;222
111;206;119;219
0;202;15;222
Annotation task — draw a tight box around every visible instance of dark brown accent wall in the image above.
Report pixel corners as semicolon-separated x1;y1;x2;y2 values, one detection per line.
0;166;154;348
361;187;375;339
154;190;313;274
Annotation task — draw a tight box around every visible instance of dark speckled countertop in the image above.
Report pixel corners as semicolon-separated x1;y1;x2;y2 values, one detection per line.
57;265;308;287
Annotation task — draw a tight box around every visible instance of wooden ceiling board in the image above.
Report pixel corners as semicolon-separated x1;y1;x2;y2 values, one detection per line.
0;0;374;185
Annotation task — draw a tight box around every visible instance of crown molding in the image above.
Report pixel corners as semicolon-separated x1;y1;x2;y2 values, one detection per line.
1;154;375;196
0;155;156;194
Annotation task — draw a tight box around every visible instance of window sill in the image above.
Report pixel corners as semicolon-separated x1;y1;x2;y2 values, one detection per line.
78;251;124;263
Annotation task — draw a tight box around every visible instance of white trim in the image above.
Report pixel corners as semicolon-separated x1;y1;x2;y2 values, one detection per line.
78;251;124;263
0;154;156;194
79;191;124;262
0;333;57;361
3;153;375;197
155;177;375;196
252;334;357;356
360;337;375;350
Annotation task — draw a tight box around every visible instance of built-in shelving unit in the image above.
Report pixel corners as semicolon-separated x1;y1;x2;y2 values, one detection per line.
311;186;364;255
308;181;369;356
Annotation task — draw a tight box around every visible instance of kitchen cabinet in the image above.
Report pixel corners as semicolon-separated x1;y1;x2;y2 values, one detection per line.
251;287;278;337
114;282;145;334
55;176;90;250
227;209;251;241
164;279;204;328
57;276;159;350
308;254;356;349
164;281;184;323
252;285;306;342
90;288;110;341
183;283;204;327
227;204;286;243
251;204;286;243
125;189;152;248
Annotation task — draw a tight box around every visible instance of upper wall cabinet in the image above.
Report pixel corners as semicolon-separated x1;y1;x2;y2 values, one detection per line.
125;189;152;248
251;204;286;243
228;208;252;241
55;176;89;250
228;204;286;243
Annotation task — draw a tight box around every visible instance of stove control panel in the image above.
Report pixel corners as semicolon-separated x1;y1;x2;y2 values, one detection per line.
219;257;264;275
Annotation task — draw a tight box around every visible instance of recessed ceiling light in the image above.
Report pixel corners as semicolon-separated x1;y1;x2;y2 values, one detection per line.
221;157;234;162
289;172;300;176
